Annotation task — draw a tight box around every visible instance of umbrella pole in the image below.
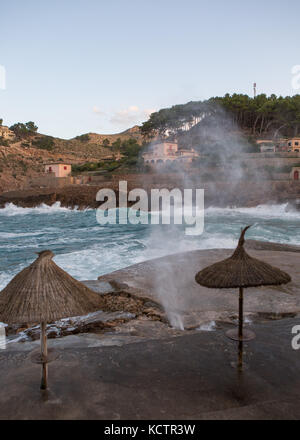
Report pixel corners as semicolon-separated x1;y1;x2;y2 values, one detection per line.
238;340;243;371
40;321;48;390
238;287;243;340
238;287;244;370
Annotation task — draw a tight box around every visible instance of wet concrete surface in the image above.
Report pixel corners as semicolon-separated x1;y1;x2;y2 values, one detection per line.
1;244;299;419
98;248;300;322
0;317;300;419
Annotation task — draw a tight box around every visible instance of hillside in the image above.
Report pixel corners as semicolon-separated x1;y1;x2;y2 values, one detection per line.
55;125;143;155
141;94;300;144
82;125;142;145
2;92;300;194
0;125;144;192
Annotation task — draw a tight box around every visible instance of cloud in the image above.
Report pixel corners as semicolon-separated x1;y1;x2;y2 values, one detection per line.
128;105;139;112
110;105;156;126
92;105;105;115
92;104;156;128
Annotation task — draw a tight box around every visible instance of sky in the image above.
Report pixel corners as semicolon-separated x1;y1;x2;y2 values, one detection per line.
1;0;300;139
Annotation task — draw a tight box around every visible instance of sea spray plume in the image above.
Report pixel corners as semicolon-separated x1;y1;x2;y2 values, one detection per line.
152;255;185;330
181;102;273;204
141;100;274;206
142;100;278;209
137;100;278;328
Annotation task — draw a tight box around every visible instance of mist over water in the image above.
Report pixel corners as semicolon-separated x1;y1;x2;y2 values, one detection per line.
138;105;295;327
0;202;299;292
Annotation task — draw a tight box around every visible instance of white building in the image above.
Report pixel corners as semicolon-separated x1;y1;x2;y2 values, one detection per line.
259;143;276;153
0;126;15;141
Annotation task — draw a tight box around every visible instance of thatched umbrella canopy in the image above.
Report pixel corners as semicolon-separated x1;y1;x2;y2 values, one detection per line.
0;250;104;389
195;226;291;289
195;226;291;343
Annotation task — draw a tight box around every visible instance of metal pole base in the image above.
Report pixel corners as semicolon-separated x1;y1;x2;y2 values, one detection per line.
226;328;256;341
30;348;58;364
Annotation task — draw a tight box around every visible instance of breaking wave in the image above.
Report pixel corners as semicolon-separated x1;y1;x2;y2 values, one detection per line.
0;202;85;216
205;203;300;219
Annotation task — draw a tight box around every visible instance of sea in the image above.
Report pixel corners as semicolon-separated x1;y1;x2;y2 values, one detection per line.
0;202;299;290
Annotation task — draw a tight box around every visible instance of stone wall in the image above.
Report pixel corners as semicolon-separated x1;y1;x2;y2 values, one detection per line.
27;175;75;188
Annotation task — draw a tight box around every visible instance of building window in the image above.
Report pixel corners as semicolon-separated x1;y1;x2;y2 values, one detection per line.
49;167;52;172
64;166;67;170
288;142;292;146
295;142;299;146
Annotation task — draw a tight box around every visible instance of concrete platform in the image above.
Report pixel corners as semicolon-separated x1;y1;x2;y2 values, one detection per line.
0;317;300;420
99;247;300;320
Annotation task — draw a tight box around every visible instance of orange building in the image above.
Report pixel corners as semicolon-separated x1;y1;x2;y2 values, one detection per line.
287;138;300;152
142;141;199;165
44;163;72;178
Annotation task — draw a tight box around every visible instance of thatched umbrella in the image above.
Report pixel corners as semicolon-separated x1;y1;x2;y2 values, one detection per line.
195;225;291;346
0;250;104;390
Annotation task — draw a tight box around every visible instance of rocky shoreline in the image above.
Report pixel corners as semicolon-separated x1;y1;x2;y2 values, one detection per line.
5;280;165;344
1;179;300;210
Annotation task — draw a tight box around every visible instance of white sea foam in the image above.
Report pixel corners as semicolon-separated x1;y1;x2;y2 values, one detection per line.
0;231;44;238
0;202;86;216
197;235;236;249
197;321;216;332
1;201;298;219
0;202;299;292
206;203;300;219
53;243;146;281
